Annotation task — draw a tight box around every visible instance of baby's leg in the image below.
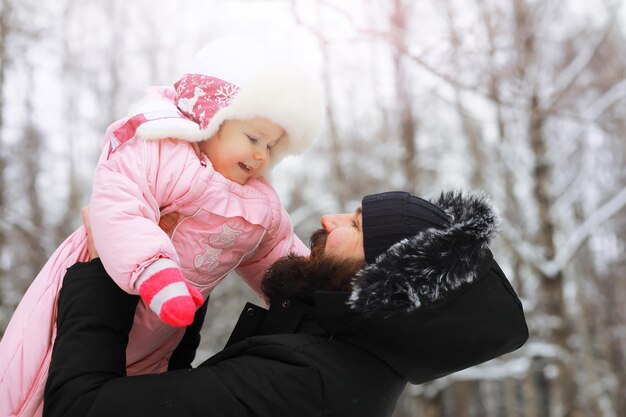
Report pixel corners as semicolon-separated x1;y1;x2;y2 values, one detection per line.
43;259;138;417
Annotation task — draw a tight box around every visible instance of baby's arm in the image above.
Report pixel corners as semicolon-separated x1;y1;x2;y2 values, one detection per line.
90;135;203;326
236;207;310;299
82;209;180;261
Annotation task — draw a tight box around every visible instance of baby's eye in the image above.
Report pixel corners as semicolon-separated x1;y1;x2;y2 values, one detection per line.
351;220;359;229
247;135;259;144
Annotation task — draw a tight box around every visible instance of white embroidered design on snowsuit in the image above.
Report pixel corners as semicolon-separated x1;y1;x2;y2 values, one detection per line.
194;224;242;273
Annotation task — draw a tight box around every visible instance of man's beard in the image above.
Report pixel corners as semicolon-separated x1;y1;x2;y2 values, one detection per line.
261;229;365;303
309;228;328;260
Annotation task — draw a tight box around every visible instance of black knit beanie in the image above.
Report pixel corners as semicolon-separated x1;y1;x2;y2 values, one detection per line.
361;191;450;264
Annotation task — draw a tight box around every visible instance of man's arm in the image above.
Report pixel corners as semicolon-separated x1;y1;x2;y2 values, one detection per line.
167;297;209;371
83;209;206;369
86;352;325;417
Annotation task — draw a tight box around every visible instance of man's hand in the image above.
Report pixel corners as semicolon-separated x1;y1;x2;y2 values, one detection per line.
81;207;98;260
158;212;180;235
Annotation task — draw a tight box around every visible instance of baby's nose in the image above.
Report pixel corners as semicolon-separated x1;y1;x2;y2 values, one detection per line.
254;149;269;161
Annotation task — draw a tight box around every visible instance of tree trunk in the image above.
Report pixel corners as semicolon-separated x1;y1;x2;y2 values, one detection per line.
504;378;522;417
390;0;418;189
19;65;47;277
451;381;473;417
415;393;444;417
528;92;578;417
318;37;347;212
55;0;84;242
0;0;11;330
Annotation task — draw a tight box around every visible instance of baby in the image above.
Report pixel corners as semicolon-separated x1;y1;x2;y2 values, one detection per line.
0;38;324;417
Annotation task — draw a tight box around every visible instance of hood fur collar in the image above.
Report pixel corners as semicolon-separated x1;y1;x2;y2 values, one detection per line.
348;191;500;314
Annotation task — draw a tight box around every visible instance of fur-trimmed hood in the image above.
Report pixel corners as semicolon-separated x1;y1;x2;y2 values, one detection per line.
349;191;500;314
311;191;527;384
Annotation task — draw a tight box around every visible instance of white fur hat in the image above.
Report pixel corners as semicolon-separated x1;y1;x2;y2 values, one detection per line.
134;38;325;167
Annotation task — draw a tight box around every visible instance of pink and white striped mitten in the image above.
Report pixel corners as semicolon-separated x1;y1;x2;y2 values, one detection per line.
136;259;204;327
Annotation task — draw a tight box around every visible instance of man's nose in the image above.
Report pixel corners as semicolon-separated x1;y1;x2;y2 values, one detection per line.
320;214;349;232
320;215;335;232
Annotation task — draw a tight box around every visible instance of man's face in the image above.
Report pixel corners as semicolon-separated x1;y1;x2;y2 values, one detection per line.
262;207;366;298
317;208;365;261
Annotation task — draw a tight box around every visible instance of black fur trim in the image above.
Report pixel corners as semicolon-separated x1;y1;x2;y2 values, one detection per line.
348;191;499;314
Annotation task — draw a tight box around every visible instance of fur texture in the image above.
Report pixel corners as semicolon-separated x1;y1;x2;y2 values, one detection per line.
349;191;500;314
132;65;324;170
262;254;364;304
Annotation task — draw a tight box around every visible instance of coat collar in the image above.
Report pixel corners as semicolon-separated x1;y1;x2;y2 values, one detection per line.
223;297;316;349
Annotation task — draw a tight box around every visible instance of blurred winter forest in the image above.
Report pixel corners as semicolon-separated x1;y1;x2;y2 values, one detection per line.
1;0;625;416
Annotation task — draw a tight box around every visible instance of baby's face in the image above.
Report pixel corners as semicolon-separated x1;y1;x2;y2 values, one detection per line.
200;118;284;185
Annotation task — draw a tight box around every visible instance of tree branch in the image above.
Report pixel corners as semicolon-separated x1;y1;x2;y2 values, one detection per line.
502;185;626;278
545;185;626;276
539;1;622;110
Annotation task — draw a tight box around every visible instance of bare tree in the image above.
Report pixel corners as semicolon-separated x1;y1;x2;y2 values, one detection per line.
389;0;419;189
54;0;85;243
0;0;12;331
289;0;349;211
9;63;48;299
0;0;44;333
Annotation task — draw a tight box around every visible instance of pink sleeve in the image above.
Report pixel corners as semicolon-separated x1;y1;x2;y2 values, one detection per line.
235;207;310;297
90;129;194;293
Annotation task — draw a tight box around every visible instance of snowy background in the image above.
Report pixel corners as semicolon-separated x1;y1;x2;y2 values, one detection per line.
1;0;625;416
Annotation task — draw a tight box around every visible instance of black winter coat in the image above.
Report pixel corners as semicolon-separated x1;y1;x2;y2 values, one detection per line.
76;252;526;417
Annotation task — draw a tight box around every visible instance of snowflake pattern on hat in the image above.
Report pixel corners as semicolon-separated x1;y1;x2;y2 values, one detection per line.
174;74;240;129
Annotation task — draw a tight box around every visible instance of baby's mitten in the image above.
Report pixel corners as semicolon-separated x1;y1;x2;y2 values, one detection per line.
137;263;204;327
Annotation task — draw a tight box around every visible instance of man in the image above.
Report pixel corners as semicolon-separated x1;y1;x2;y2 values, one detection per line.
43;191;528;417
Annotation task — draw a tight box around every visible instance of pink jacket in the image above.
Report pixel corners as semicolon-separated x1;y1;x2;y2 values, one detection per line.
0;116;309;417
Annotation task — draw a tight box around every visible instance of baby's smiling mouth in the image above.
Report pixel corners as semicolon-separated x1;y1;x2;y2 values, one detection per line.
238;162;252;172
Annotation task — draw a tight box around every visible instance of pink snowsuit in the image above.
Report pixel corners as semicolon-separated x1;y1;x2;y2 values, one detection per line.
0;107;309;417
